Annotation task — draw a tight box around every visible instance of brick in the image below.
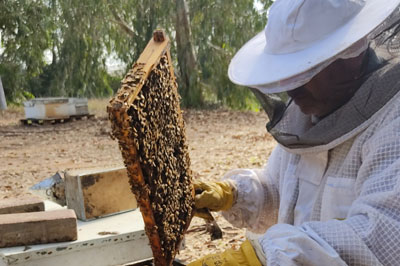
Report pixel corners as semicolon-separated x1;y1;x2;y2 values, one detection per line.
65;167;137;220
0;195;44;214
0;209;77;248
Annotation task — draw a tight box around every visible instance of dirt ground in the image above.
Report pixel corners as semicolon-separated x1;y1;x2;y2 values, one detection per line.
0;100;276;263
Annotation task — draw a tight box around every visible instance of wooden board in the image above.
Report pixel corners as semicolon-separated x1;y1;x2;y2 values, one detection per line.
107;30;194;266
0;209;77;248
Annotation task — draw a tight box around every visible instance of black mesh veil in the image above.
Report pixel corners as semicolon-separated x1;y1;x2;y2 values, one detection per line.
373;7;400;56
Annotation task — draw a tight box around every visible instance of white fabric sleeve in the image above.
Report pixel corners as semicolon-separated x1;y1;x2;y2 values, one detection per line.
221;147;281;234
260;116;400;266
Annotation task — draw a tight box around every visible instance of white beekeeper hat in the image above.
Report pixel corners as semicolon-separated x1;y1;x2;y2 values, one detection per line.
228;0;400;94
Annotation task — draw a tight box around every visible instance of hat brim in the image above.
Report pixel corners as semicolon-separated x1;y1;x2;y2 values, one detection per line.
228;0;400;93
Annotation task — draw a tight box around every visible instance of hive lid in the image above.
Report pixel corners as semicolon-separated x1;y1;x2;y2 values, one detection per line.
23;97;88;106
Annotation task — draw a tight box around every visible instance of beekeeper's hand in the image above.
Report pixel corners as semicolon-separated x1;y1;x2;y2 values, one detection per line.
188;240;264;266
193;180;235;213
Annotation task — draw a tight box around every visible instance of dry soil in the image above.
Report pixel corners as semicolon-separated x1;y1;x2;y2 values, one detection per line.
0;100;276;263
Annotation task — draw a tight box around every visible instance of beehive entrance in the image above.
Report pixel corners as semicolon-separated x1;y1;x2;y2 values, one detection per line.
107;30;194;266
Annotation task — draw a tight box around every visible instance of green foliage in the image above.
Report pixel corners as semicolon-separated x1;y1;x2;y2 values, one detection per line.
0;0;121;102
188;0;272;109
0;0;273;109
0;0;51;101
109;0;175;63
10;90;35;106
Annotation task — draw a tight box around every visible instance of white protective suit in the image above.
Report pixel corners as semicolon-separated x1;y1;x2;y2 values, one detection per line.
222;61;400;265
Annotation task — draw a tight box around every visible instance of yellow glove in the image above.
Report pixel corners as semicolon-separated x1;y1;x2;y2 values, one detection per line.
188;240;263;266
194;180;235;212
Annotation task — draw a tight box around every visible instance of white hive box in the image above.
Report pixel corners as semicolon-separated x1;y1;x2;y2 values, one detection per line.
0;202;152;266
23;98;89;120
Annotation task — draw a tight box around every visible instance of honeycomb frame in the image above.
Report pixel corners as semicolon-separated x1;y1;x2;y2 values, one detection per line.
107;30;194;266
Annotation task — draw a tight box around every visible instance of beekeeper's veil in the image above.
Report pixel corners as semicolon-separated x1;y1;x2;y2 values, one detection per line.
228;0;400;152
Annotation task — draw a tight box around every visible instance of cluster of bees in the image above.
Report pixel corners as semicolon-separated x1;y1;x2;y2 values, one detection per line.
108;53;194;266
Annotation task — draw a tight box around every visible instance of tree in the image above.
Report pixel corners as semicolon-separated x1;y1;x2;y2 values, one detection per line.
188;0;271;109
32;0;125;98
0;0;274;109
0;0;52;102
175;0;202;107
0;0;123;102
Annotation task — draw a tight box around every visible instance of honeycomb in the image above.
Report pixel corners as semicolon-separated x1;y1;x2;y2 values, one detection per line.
107;33;194;266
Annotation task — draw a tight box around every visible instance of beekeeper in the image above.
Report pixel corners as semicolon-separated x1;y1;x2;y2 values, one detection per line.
189;0;400;265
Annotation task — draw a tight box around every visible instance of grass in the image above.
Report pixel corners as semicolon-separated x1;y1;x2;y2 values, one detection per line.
3;104;24;114
88;98;110;117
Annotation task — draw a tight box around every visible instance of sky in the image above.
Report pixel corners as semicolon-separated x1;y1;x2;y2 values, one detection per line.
255;0;264;11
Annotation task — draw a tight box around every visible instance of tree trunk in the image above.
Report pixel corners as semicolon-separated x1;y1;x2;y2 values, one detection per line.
175;0;202;106
0;76;7;110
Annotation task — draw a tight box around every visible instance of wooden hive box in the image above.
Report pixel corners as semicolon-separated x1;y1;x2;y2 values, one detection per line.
107;30;194;266
65;167;138;221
